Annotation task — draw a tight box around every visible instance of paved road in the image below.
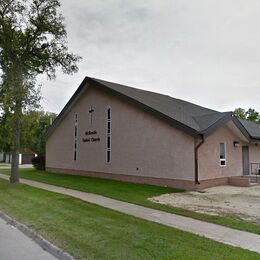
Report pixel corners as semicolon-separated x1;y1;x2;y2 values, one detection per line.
0;173;260;254
0;217;57;260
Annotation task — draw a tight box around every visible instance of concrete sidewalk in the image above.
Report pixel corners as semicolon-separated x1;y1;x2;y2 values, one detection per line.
0;164;33;169
0;173;260;254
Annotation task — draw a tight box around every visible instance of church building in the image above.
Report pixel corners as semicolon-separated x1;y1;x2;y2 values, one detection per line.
45;76;260;190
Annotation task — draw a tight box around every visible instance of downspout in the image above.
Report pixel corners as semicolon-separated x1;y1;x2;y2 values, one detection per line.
195;135;204;184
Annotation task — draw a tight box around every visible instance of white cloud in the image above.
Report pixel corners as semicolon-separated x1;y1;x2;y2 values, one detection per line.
40;0;260;113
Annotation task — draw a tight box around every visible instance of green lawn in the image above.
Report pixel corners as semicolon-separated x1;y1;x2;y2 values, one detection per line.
1;168;260;236
0;179;259;259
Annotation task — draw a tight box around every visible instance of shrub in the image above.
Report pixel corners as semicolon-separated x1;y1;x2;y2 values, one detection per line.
32;155;45;170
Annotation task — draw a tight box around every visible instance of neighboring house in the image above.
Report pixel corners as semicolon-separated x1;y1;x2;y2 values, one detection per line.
0;152;4;162
45;76;260;190
4;148;36;165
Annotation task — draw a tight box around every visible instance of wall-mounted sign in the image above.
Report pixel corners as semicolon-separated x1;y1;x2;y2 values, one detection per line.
82;137;100;142
82;130;100;143
85;130;97;135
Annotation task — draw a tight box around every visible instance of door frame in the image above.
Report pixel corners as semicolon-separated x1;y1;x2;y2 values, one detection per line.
242;145;250;175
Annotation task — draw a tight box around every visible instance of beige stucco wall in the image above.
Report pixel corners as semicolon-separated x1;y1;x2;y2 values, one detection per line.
46;85;195;180
249;143;260;174
198;125;244;180
249;144;260;164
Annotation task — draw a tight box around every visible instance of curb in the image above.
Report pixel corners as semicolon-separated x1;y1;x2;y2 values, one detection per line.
0;211;74;260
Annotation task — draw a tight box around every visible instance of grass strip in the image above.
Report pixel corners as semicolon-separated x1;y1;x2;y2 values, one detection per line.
1;168;260;236
0;178;259;259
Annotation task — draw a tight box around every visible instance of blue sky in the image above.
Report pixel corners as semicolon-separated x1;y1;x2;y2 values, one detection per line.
39;0;260;113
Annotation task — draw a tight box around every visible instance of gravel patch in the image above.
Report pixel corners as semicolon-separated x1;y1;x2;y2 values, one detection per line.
150;185;260;224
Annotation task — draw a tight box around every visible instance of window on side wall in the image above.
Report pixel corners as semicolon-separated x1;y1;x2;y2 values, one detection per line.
74;113;78;161
106;107;111;163
219;142;226;166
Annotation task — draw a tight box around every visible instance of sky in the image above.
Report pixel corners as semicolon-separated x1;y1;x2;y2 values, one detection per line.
39;0;260;114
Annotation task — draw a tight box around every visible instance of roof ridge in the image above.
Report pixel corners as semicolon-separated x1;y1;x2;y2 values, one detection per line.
93;77;219;114
193;111;230;119
93;77;222;132
92;77;170;97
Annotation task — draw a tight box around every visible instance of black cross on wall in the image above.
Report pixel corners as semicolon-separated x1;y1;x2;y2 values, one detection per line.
89;106;94;126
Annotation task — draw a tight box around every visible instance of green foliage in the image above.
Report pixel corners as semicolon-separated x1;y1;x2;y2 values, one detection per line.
0;111;11;151
21;110;56;155
0;0;81;180
234;108;246;120
32;155;45;170
234;107;260;123
0;0;81;80
246;108;259;123
0;110;56;154
0;0;81;112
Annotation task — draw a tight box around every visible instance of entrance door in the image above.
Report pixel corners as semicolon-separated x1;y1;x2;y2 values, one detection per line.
242;146;249;175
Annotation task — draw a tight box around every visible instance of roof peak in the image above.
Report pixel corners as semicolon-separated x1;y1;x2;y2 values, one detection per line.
46;76;235;139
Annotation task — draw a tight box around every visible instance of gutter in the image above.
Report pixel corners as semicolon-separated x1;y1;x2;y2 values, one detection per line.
194;136;204;184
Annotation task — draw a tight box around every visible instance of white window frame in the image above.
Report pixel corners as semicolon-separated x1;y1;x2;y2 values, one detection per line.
219;142;227;167
106;106;111;163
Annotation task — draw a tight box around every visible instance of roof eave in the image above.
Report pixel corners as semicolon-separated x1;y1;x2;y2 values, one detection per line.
44;77;89;139
231;116;252;141
250;137;260;143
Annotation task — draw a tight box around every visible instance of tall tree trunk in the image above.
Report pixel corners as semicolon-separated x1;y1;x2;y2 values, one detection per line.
9;117;21;183
9;78;22;183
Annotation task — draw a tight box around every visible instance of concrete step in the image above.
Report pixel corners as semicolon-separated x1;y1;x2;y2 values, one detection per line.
247;175;260;183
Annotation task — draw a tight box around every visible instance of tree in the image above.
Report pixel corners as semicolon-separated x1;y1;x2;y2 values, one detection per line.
0;109;56;155
234;107;260;124
246;108;259;123
234;108;246;120
0;0;81;183
0;109;12;153
21;110;56;155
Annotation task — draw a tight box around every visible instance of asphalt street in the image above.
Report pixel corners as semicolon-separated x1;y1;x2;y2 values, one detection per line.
0;217;57;260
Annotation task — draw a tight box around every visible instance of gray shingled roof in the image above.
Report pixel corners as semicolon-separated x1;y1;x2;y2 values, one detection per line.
94;78;228;133
47;76;258;140
238;119;260;139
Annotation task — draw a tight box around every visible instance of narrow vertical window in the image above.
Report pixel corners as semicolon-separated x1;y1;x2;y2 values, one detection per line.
106;107;111;163
89;105;94;126
219;142;226;166
74;113;78;161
